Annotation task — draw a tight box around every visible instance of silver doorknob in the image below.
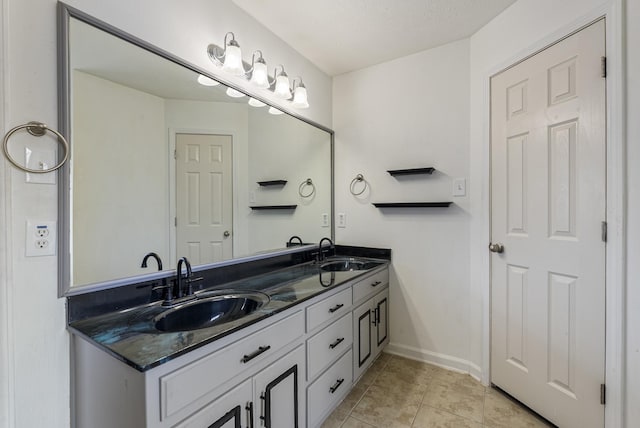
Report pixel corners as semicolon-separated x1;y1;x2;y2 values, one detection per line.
489;243;504;253
223;230;230;238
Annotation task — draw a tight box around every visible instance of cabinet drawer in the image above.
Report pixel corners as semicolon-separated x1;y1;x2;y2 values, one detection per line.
306;288;352;332
307;312;353;381
307;350;353;427
352;269;388;304
160;311;304;420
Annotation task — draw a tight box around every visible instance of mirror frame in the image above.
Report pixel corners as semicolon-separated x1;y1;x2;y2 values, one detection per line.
57;2;335;297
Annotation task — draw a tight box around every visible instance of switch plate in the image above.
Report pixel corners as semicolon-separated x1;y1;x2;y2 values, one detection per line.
337;213;346;228
25;148;57;185
321;213;330;227
26;220;56;257
453;178;466;197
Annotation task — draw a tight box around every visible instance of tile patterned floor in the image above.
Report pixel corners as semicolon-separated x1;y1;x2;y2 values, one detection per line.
321;353;554;428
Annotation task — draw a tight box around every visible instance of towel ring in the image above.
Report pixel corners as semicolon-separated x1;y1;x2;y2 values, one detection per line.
350;173;368;196
2;121;69;173
298;178;315;198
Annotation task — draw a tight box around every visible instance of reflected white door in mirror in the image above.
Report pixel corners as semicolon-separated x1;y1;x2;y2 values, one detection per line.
176;134;233;263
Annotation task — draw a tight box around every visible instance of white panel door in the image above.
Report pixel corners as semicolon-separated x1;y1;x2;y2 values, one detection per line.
490;20;606;428
176;134;233;264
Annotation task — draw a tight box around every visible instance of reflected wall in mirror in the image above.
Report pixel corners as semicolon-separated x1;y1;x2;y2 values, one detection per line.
59;5;333;291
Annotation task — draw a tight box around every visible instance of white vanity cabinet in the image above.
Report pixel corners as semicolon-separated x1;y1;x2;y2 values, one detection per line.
72;264;390;428
352;271;390;383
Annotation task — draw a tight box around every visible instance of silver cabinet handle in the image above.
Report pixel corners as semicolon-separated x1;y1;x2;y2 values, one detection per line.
489;243;504;253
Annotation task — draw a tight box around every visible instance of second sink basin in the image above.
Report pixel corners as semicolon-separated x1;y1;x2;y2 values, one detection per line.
154;292;270;333
320;258;383;272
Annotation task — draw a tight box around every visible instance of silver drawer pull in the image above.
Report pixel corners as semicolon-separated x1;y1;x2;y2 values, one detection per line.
329;337;345;349
329;378;345;394
328;303;344;313
371;280;382;287
241;345;271;363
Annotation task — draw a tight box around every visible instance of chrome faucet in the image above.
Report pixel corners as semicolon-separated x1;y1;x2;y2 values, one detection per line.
317;237;334;262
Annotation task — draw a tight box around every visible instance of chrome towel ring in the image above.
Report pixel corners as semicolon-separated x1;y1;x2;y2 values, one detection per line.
350;173;368;196
298;178;315;198
2;121;69;173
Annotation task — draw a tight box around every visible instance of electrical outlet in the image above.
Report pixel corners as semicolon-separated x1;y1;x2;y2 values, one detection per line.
26;220;56;257
337;213;346;228
321;213;330;227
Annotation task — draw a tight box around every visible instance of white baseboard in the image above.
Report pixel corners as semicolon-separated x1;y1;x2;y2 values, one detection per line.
385;342;486;384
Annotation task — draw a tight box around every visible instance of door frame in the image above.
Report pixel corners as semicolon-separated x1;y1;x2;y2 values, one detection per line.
168;128;240;263
479;2;626;427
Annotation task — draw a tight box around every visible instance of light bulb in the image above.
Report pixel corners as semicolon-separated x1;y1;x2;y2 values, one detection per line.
268;107;284;115
248;98;266;107
226;87;246;98
274;74;292;99
250;61;270;89
222;43;245;76
197;74;220;86
292;85;309;108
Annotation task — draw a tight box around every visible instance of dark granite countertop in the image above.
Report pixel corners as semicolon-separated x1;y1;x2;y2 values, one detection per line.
68;257;389;372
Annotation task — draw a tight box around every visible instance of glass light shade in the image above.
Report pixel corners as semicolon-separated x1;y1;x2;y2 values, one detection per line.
222;44;245;76
292;86;309;108
248;98;266;107
197;74;220;86
249;61;270;89
268;107;284;115
226;87;246;98
274;74;292;99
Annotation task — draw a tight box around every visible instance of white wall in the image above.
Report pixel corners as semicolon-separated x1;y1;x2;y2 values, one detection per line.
73;71;169;285
0;1;332;427
247;108;332;252
333;39;473;372
625;0;640;425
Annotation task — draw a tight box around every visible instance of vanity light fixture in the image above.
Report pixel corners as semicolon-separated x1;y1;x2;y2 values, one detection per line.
248;98;266;107
197;74;220;86
248;51;270;89
207;33;309;108
207;32;245;76
291;78;309;109
226;87;246;98
273;65;292;99
268;106;284;115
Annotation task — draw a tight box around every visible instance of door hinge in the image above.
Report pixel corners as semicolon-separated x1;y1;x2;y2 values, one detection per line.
174;149;177;160
600;383;606;405
601;56;607;78
174;217;177;227
601;221;607;242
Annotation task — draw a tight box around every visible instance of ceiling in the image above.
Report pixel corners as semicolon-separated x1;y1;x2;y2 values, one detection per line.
232;0;517;76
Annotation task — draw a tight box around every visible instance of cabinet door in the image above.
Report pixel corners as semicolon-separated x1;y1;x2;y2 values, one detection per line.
352;299;373;382
175;379;252;428
254;345;305;428
373;288;389;359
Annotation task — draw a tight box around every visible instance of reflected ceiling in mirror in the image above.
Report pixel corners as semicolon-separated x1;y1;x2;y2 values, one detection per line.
60;6;333;291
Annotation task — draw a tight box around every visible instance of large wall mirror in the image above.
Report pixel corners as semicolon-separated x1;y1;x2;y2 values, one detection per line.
58;4;334;294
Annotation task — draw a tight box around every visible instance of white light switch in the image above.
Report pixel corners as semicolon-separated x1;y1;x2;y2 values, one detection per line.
453;178;466;197
25;148;57;185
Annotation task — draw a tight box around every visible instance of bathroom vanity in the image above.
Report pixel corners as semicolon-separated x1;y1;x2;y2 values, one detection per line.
69;248;390;428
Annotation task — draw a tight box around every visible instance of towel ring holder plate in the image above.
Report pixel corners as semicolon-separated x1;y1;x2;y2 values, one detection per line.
2;121;70;173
